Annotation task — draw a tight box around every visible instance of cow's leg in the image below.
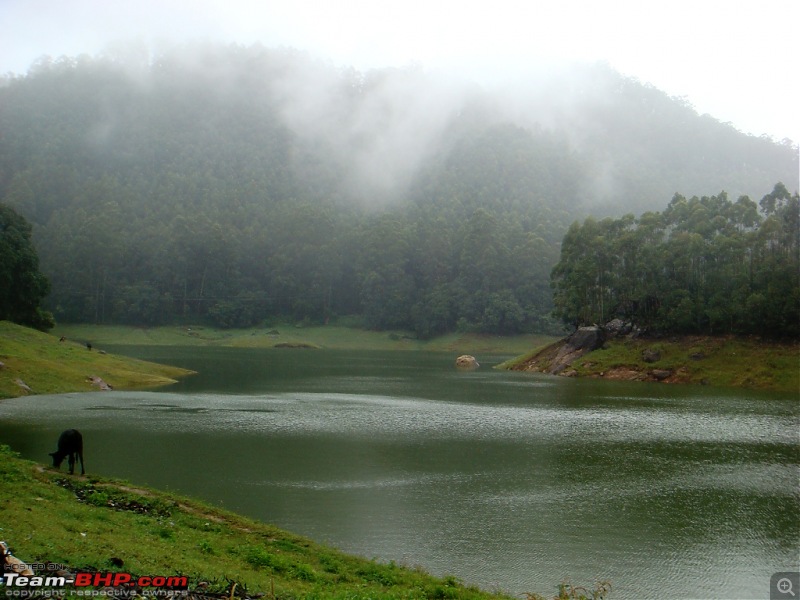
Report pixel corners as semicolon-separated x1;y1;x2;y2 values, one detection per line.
77;450;85;475
68;452;75;475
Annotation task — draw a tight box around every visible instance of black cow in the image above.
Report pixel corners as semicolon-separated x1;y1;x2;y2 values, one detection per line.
49;429;85;475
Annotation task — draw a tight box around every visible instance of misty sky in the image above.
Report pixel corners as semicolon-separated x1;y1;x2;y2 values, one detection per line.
1;0;798;144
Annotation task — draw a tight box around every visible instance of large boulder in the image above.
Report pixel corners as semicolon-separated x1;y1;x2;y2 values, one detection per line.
605;318;631;337
549;326;606;374
455;355;480;370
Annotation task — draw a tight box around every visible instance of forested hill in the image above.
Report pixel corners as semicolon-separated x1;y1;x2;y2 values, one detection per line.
0;43;797;335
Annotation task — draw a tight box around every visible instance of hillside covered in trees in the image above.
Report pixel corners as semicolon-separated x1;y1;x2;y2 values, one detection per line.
0;43;797;336
551;183;799;337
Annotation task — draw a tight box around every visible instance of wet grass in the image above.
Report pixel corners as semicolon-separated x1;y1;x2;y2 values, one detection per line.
0;445;514;600
0;321;195;399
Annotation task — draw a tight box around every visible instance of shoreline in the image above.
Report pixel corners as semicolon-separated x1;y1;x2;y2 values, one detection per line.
2;321;558;399
0;321;196;400
501;332;799;393
0;445;516;599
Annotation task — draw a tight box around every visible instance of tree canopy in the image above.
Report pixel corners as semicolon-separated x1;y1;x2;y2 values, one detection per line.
551;184;800;337
0;203;54;330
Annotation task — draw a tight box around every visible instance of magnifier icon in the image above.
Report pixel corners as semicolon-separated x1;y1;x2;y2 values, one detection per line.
778;578;796;597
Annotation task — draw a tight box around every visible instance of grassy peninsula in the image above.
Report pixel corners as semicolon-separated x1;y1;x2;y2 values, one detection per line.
0;445;514;600
502;334;799;393
0;321;195;399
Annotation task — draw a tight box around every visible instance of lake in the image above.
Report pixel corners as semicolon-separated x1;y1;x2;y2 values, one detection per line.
0;347;797;599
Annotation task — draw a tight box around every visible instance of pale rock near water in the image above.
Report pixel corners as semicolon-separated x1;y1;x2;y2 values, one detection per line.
13;379;32;393
455;355;480;369
88;375;113;390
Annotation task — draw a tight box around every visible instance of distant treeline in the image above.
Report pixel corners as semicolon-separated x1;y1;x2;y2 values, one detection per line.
0;43;797;336
552;184;800;337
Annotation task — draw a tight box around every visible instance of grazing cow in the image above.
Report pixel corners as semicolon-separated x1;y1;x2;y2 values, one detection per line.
49;429;85;475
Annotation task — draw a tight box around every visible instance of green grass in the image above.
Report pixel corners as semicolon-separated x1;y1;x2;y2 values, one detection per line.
0;445;515;600
508;334;799;393
0;321;195;399
52;323;559;355
494;344;556;370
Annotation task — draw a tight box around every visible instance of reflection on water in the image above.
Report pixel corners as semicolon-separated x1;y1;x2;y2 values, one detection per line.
0;348;797;600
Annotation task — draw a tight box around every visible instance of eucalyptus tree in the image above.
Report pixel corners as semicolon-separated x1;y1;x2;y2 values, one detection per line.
0;203;53;329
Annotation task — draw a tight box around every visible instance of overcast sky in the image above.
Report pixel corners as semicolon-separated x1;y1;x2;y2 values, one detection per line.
1;0;798;144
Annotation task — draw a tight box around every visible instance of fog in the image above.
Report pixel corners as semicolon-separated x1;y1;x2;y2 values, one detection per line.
1;2;797;348
271;58;472;199
2;0;799;145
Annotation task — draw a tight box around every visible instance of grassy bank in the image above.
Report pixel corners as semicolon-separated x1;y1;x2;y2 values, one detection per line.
52;323;559;355
0;445;514;600
0;321;195;399
504;334;799;393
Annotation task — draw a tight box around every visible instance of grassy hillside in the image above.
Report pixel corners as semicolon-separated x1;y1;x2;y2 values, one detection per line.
0;445;515;600
52;323;558;355
503;334;799;393
0;321;195;399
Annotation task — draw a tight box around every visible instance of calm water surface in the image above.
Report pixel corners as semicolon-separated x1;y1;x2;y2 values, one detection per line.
0;347;797;599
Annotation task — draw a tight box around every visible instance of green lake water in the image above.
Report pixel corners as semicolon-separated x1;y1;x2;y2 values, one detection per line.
0;347;797;599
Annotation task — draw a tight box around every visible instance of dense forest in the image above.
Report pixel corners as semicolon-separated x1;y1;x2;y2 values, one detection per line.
0;43;797;336
551;183;800;337
0;203;53;330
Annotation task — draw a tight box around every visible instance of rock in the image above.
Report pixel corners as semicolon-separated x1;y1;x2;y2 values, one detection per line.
455;355;480;369
0;361;5;369
605;318;633;337
88;376;113;391
549;326;606;374
561;369;578;377
14;379;32;393
651;369;672;380
642;348;661;363
689;352;705;361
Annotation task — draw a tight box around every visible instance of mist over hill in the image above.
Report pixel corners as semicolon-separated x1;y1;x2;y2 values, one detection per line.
1;42;797;334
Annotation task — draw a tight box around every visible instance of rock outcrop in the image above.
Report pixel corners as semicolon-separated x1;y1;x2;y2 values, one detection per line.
88;376;113;391
516;326;606;376
547;326;606;374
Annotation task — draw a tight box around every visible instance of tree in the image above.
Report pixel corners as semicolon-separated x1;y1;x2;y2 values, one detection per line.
0;203;54;329
551;185;799;337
